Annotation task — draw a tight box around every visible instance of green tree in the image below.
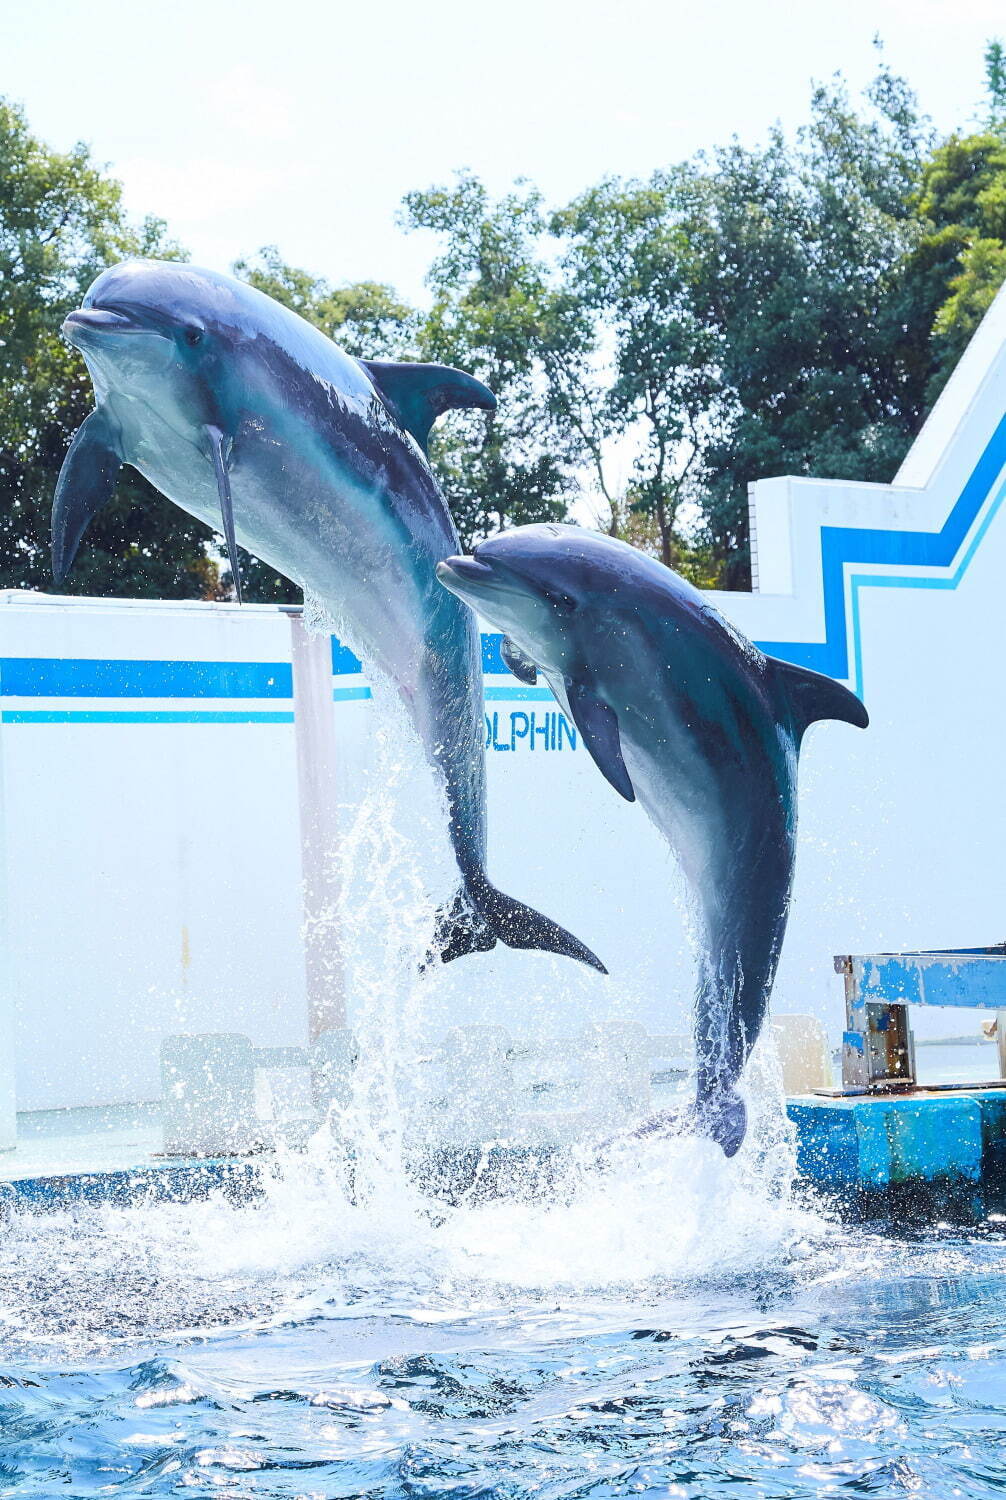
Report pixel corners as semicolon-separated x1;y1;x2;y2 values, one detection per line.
555;173;720;569
0;99;221;599
553;66;937;586
985;39;1006;132
934;235;1006;360
688;67;937;585
914;114;1006;387
401;173;583;549
234;245;417;358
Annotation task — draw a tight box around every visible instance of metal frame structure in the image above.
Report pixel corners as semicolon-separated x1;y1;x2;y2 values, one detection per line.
836;946;1006;1091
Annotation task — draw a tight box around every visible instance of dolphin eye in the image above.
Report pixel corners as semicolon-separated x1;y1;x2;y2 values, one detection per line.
184;326;204;347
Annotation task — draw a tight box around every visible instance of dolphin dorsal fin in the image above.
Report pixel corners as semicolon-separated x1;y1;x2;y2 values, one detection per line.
771;656;870;740
360;359;496;453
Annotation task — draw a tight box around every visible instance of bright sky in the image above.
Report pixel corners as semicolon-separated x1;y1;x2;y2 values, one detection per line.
2;0;1002;304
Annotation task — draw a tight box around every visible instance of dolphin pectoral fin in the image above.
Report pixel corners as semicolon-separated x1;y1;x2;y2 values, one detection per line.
360;360;496;453
565;681;635;802
433;879;607;974
205;424;243;605
51;408;122;583
770;657;869;738
500;636;538;685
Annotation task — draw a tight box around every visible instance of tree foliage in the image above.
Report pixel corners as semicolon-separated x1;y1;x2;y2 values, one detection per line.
985;40;1006;132
0;99;220;599
915;127;1006;384
400;174;583;549
554;176;718;569
234;246;416;358
683;68;938;583
4;43;1006;599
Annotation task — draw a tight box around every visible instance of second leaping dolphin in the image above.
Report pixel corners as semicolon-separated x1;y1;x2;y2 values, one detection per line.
437;524;868;1155
52;261;604;973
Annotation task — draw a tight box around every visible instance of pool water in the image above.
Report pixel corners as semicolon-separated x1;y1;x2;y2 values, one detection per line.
3;1107;1006;1500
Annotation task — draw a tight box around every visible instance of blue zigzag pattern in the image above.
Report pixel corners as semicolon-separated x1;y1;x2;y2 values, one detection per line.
754;412;1006;694
2;411;1004;718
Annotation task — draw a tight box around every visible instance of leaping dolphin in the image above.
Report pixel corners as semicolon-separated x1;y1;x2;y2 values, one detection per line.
437;524;868;1156
52;261;605;974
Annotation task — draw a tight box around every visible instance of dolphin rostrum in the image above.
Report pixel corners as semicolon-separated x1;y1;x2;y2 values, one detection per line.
52;261;605;973
437;524;868;1155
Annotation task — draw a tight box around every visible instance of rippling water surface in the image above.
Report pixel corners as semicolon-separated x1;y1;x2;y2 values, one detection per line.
4;1109;1006;1500
6;733;1004;1496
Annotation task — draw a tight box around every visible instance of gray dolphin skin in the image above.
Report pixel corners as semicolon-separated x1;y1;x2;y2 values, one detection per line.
437;524;869;1156
52;261;604;974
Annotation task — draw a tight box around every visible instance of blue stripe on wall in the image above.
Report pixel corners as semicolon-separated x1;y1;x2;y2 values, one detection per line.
4;406;1005;719
333;633;511;676
484;685;555;701
755;411;1006;680
1;710;295;724
0;657;293;699
331;638;363;675
329;632;510;675
481;633;507;674
0;637;522;698
845;468;1006;696
334;631;531;682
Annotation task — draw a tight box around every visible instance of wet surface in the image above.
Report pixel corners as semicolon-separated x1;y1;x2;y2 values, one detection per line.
2;1124;1006;1498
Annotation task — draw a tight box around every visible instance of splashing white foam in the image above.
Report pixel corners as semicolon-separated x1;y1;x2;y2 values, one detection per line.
0;1063;827;1361
301;588;338;638
0;682;832;1359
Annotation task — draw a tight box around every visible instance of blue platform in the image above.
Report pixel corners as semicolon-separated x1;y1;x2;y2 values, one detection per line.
787;1089;1006;1220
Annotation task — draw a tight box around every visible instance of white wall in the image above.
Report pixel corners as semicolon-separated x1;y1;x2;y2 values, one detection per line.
5;284;1006;1110
0;600;307;1109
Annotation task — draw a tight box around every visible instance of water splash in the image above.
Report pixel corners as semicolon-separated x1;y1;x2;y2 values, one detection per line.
300;587;338;638
0;694;829;1361
0;660;827;1372
6;670;1006;1496
0;1059;824;1364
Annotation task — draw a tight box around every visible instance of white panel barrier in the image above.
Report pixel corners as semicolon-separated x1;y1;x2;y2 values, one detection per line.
161;1034;316;1156
580;1021;652;1130
252;1046;316;1138
310;1028;359;1115
1;599;309;1113
772;1016;834;1095
417;1026;516;1148
161;1034;262;1157
160;1024;678;1156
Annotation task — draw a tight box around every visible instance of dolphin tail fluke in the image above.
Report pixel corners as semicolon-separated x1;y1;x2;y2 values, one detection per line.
616;1089;747;1157
431;887;498;965
433;878;608;974
694;1087;747;1158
